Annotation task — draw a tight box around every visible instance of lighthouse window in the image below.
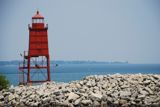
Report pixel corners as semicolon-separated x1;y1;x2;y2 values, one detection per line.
38;19;41;23
32;19;44;23
37;19;39;23
39;19;44;23
32;19;37;23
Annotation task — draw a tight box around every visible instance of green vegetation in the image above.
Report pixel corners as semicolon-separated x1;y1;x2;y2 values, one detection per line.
0;74;9;90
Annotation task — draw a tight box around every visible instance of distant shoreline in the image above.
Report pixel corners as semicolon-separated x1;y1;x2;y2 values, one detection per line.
0;60;129;66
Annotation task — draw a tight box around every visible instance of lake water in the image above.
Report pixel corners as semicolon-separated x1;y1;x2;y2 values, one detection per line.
0;64;160;86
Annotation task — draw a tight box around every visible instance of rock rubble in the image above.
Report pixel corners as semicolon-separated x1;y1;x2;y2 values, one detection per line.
0;74;160;107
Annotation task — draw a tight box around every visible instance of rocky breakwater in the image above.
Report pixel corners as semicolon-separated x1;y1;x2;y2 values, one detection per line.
0;74;160;107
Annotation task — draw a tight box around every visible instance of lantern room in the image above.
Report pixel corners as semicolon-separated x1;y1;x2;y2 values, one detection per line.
30;11;47;29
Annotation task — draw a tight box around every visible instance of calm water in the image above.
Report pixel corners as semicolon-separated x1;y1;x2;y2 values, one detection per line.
0;64;160;86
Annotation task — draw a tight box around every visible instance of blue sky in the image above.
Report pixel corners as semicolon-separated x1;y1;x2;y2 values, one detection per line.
0;0;160;63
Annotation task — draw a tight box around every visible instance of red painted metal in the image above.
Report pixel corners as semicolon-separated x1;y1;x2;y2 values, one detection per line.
19;11;51;85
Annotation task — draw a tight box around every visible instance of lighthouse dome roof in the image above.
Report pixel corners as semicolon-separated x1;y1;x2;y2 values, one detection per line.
32;11;44;19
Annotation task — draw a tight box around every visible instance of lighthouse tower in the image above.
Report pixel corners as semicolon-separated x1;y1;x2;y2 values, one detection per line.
19;11;51;84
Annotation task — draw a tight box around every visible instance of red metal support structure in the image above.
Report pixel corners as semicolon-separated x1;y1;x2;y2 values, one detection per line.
19;11;51;84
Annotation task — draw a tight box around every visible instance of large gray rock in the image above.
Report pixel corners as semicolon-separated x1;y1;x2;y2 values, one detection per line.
102;83;108;89
42;97;50;104
89;92;102;101
119;99;128;105
53;90;61;96
138;95;146;101
86;81;92;87
74;98;82;105
93;100;100;106
67;92;80;101
0;95;4;100
143;80;151;85
144;87;153;94
119;91;131;99
81;99;92;105
139;89;148;95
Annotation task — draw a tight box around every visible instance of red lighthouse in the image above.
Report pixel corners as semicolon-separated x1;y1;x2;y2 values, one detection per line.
19;11;51;84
